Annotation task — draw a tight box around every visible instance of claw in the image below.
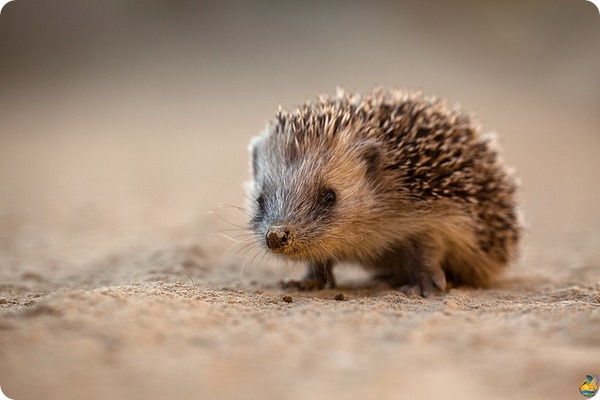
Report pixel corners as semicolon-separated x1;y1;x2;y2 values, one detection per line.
398;272;446;298
431;268;447;291
399;284;422;297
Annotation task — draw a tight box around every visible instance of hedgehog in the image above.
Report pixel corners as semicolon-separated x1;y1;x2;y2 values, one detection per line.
246;88;522;297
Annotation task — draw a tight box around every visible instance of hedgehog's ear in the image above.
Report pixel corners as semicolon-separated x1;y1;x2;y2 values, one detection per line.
359;141;382;182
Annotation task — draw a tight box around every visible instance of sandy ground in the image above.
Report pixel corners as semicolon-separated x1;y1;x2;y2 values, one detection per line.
1;2;600;399
1;222;600;400
2;226;600;400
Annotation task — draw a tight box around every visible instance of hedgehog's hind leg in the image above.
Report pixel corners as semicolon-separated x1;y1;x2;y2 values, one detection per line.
373;240;447;297
281;260;335;290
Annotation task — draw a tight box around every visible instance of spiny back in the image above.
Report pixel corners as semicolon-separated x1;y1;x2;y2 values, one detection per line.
270;88;516;205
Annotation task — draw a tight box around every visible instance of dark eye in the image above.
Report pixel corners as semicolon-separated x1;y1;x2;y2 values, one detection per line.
256;194;265;210
321;188;336;206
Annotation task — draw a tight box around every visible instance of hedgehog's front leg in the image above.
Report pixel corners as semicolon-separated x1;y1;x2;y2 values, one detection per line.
281;260;335;290
374;240;447;297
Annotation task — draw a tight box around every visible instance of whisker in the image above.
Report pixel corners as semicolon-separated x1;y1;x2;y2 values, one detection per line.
319;242;342;265
241;191;260;205
210;228;249;237
235;180;248;192
248;246;267;270
207;210;246;229
222;237;258;264
258;248;271;266
228;232;258;240
218;203;252;217
241;244;263;279
216;232;248;243
219;202;248;210
229;240;261;262
216;231;257;243
175;267;196;288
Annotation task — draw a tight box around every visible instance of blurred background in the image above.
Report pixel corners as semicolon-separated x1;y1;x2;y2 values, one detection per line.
0;0;599;274
1;2;600;400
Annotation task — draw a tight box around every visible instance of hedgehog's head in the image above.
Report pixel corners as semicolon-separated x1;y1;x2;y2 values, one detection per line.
246;114;393;263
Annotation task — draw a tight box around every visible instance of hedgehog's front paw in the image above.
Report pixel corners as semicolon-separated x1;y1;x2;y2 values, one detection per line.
398;268;447;298
281;261;335;291
280;277;327;291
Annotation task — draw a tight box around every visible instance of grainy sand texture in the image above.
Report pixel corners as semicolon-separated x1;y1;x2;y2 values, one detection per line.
1;1;600;399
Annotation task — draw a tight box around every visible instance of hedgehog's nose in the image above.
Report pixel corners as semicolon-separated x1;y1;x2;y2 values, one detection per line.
266;226;291;250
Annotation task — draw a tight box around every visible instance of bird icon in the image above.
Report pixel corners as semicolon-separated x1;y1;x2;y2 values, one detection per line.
580;375;599;398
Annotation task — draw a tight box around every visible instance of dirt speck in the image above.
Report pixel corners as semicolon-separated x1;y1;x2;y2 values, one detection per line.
282;296;293;303
334;293;348;301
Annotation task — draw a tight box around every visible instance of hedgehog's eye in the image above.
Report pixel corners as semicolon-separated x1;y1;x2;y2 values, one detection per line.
256;194;265;211
321;188;336;206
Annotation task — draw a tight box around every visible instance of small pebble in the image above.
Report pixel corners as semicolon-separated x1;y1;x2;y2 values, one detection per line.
282;296;293;303
334;293;348;301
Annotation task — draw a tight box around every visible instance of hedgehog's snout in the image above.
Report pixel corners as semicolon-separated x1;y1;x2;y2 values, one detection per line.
266;225;291;251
